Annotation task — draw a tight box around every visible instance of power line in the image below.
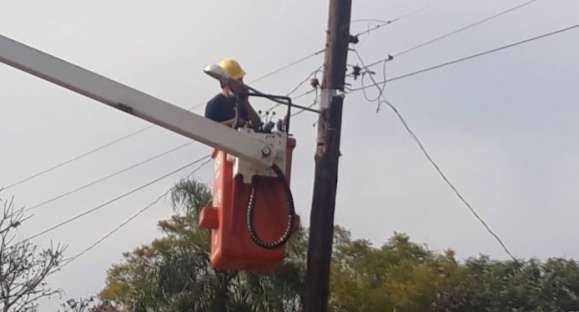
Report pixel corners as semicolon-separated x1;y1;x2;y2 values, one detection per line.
248;5;427;85
352;18;395;24
248;49;325;84
352;6;428;37
62;191;169;266
2;126;152;191
352;19;400;38
25;141;194;212
381;98;517;261
265;67;321;113
291;88;319;117
2;103;205;191
286;67;322;97
351;49;389;111
251;6;427;111
353;48;517;261
349;24;579;92
363;0;540;68
61;157;212;267
19;154;211;243
293;88;318;100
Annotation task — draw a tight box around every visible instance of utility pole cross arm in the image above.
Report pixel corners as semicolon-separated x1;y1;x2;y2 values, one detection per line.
0;34;274;167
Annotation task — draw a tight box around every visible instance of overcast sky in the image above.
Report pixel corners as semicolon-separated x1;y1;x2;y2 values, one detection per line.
1;0;578;309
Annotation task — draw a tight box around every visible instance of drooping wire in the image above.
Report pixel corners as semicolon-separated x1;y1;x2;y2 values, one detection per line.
349;24;579;92
382;98;518;262
352;49;390;112
353;49;518;261
25;141;194;212
60;157;212;268
19;154;211;243
362;0;540;69
1;103;205;191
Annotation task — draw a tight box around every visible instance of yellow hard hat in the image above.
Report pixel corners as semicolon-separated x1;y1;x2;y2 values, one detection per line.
218;58;246;80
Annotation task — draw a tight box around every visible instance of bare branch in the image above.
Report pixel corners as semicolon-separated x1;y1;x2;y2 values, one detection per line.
0;196;63;312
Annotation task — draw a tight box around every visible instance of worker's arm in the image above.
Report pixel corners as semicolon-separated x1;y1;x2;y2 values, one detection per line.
243;99;261;126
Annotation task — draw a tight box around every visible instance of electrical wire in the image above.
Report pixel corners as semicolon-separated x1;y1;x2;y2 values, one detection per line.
1;126;153;191
363;0;540;69
293;88;318;100
62;191;168;266
353;20;399;38
352;49;386;108
247;4;427;85
381;98;518;262
353;48;518;261
60;157;212;267
0;3;420;192
291;88;319;117
252;5;426;113
352;6;428;38
265;67;321;113
25;141;194;212
248;49;325;84
349;24;579;92
352;18;396;24
1;103;205;191
19;154;211;243
286;67;322;97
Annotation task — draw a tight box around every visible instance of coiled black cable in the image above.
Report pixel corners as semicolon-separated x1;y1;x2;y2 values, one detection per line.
246;164;296;249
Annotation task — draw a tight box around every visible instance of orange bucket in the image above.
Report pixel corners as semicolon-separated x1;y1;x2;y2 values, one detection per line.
199;138;298;271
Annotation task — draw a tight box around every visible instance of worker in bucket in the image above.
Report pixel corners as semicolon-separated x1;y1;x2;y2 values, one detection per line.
204;58;261;128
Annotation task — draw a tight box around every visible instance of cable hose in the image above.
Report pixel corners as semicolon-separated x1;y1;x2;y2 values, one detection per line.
246;164;296;249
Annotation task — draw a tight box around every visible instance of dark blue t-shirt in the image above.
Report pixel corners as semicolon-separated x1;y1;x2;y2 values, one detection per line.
205;93;236;122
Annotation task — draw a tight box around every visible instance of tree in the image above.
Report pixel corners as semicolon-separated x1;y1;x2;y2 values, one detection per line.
330;228;579;312
330;228;457;312
433;256;579;312
59;297;118;312
100;179;306;311
99;179;579;311
0;196;64;312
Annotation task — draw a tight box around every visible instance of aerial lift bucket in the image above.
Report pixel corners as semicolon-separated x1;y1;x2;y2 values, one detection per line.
0;35;305;272
199;137;299;272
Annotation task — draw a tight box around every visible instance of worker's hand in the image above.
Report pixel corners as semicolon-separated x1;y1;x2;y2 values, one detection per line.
221;118;236;128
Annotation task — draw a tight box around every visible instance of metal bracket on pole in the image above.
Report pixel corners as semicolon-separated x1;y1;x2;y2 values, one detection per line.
319;89;343;109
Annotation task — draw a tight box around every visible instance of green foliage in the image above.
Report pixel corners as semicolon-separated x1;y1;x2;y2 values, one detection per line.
434;257;579;312
330;229;456;312
99;179;579;311
330;229;579;312
100;178;306;312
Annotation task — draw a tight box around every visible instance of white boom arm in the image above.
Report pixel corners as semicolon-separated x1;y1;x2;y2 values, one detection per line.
0;34;276;167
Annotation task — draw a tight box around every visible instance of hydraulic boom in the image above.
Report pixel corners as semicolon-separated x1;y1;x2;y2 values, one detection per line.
0;34;277;168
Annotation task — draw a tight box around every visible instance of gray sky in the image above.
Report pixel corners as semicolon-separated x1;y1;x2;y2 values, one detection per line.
1;0;578;309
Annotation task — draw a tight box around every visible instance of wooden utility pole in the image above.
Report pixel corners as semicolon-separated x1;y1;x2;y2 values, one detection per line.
304;0;352;311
